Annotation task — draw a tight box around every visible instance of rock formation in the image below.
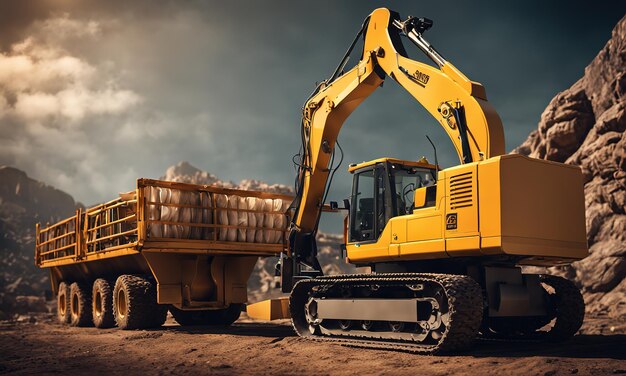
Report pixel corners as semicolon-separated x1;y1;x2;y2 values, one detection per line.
161;161;235;188
0;166;81;319
514;15;626;319
161;161;294;195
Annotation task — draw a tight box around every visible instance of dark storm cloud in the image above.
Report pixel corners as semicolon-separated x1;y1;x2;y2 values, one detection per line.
0;0;624;230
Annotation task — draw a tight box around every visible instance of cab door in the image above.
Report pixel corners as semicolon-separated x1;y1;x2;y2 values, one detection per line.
347;164;393;261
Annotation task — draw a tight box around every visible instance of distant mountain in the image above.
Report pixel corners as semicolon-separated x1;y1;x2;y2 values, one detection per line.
0;166;82;318
161;161;295;195
161;161;234;187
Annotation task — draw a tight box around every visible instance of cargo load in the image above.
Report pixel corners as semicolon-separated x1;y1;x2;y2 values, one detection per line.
35;178;293;329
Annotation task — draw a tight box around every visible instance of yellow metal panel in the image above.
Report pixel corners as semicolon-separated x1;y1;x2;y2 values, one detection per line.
477;157;502;239
247;298;291;321
446;236;481;257
413;187;427;208
500;155;588;244
390;217;407;243
501;236;588;259
399;239;446;259
480;236;502;255
407;215;442;242
389;244;400;256
346;225;393;263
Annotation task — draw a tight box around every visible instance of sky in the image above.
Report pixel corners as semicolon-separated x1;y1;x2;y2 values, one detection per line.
0;0;624;231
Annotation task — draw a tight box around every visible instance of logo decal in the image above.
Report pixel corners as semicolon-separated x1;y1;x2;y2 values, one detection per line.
446;213;457;230
413;69;430;86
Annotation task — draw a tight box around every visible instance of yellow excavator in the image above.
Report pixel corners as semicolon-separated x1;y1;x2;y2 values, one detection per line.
280;8;588;353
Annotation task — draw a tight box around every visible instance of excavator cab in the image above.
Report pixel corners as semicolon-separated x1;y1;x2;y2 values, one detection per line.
348;158;437;243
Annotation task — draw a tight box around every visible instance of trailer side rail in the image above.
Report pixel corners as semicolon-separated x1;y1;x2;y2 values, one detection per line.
36;179;293;267
35;210;81;266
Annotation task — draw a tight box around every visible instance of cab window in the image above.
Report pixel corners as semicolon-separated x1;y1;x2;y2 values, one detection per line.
350;169;375;242
390;165;436;215
349;165;392;242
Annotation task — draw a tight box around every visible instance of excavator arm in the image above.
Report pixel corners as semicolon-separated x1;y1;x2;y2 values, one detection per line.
283;8;505;290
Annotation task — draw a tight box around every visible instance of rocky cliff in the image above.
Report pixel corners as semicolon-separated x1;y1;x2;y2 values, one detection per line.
0;166;81;318
514;15;626;319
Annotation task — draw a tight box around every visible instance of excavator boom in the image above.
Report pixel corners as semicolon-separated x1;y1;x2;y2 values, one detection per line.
286;8;504;281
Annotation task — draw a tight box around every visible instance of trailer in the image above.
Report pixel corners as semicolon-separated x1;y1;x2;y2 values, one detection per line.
35;178;292;329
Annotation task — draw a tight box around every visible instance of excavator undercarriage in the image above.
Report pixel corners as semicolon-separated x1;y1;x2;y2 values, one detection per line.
291;273;483;353
289;268;585;353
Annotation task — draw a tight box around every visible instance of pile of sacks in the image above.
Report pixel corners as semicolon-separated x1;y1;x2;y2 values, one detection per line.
145;186;212;240
144;186;290;244
215;194;290;243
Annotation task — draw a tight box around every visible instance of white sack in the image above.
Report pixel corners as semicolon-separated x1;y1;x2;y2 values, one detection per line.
262;199;275;243
201;192;213;240
160;188;173;238
254;199;266;243
146;186;162;238
273;199;290;243
177;190;190;239
270;199;283;243
237;196;248;242
246;197;257;243
227;195;238;241
169;189;181;238
216;194;229;241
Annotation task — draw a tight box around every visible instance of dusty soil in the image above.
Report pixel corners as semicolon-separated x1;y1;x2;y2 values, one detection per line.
1;312;624;376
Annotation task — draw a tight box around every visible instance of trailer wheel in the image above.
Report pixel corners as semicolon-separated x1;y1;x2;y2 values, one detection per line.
113;275;167;330
170;304;243;326
92;279;115;328
69;282;93;327
57;282;71;324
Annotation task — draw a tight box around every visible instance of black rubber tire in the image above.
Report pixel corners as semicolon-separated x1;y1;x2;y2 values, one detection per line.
69;282;93;327
113;275;167;330
92;279;116;328
541;275;585;340
57;282;71;324
170;304;243;326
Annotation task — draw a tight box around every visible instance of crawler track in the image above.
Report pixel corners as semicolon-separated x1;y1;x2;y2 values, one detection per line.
290;273;483;354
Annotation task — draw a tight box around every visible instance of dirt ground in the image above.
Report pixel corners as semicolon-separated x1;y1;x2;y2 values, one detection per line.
0;312;625;376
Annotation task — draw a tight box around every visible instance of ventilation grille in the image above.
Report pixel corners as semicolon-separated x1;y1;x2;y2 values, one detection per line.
449;171;474;210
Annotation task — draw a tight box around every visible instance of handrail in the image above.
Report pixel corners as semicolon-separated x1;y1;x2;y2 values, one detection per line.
85;214;136;232
86;199;137;215
37;231;76;247
39;243;77;256
38;215;78;230
85;228;138;245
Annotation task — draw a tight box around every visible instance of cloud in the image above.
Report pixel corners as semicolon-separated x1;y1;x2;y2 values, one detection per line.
0;2;620;226
0;15;146;203
0;24;141;123
0;12;219;205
